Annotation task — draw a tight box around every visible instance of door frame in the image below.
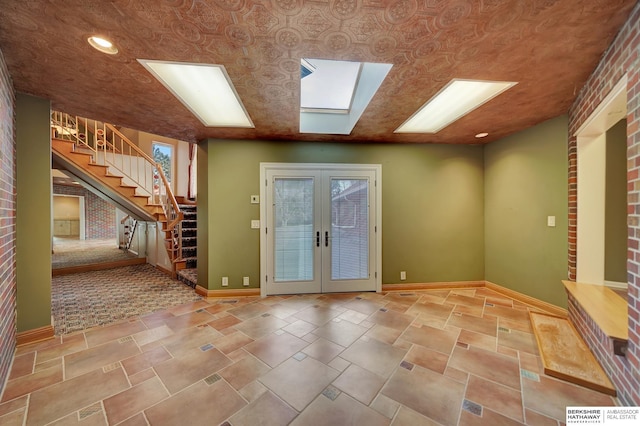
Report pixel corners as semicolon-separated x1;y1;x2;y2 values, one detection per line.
260;162;382;297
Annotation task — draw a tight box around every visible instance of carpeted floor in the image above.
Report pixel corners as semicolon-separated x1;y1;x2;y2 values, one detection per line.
52;237;136;269
51;264;201;335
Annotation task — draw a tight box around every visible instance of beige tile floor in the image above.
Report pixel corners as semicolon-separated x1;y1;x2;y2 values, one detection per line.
0;288;616;425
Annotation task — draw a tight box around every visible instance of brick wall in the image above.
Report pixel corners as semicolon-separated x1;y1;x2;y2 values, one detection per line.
567;2;640;406
53;184;116;239
0;50;16;394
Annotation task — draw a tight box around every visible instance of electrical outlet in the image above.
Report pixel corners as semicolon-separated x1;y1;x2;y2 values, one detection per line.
243;276;250;286
221;276;228;287
400;271;406;281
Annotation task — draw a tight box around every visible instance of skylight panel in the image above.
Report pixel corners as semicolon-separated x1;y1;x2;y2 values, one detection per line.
395;79;517;133
137;59;254;128
300;59;362;114
299;60;392;135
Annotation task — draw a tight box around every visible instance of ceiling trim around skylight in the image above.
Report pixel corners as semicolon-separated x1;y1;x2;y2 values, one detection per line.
394;79;517;134
137;59;254;128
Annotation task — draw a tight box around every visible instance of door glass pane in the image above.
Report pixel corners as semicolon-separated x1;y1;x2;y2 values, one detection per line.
331;178;368;280
274;178;314;282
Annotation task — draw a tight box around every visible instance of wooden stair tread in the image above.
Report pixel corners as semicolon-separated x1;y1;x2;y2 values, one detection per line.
530;312;616;396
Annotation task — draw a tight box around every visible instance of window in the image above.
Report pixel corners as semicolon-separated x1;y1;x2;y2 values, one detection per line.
152;142;173;189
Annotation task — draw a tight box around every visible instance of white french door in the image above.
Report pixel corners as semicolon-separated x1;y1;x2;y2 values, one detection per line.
260;163;381;296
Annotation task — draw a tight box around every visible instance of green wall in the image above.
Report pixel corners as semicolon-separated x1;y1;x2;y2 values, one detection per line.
484;115;569;307
16;93;52;331
197;141;209;289
199;140;485;290
605;119;627;283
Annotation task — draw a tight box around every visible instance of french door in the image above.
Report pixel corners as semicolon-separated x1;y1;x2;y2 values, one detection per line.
260;164;381;296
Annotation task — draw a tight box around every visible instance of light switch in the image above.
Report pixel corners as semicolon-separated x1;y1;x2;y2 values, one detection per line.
251;220;260;229
547;216;556;227
250;195;260;204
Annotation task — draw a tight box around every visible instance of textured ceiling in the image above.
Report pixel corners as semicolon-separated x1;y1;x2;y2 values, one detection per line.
0;0;635;144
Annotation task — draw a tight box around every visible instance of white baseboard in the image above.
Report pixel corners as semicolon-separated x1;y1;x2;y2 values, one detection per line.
604;280;627;290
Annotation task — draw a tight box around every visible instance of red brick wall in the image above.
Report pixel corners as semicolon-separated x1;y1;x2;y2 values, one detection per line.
0;50;16;394
53;184;116;239
567;2;640;406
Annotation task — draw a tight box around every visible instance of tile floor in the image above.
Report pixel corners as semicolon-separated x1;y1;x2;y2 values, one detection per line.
0;288;616;425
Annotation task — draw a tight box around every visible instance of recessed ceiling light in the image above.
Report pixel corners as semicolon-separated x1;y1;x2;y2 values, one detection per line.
87;36;118;55
138;60;254;128
395;79;517;134
475;132;489;138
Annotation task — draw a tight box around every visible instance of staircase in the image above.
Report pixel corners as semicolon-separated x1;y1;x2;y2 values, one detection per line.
51;111;185;275
176;204;198;288
52;138;163;221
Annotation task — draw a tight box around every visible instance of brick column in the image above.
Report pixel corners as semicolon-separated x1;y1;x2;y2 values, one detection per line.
568;2;640;405
0;49;16;392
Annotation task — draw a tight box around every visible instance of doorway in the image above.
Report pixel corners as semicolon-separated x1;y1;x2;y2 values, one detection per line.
260;163;381;296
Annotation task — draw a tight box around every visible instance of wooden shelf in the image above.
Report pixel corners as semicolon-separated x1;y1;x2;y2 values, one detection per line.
562;280;628;341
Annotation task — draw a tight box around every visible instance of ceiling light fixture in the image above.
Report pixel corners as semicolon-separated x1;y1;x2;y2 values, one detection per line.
475;132;489;138
138;60;254;128
395;79;517;134
87;36;118;55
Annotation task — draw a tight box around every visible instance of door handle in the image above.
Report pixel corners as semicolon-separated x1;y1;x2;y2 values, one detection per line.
316;231;320;247
325;231;329;247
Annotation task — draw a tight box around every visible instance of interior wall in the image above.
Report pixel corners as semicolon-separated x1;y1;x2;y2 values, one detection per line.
0;48;17;395
576;132;607;284
605;119;627;284
53;196;79;219
16;93;51;332
484;115;569;307
199;139;485;291
196;141;209;291
53;184;116;239
52;195;80;237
